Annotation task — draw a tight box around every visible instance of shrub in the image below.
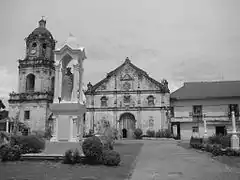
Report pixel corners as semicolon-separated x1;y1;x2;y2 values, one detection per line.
63;149;81;164
146;130;155;137
63;149;74;164
0;144;22;162
10;135;45;154
32;130;45;139
98;135;113;151
207;134;231;148
220;134;231;148
211;144;223;156
208;134;222;145
190;136;203;147
164;129;173;138
82;136;103;160
101;150;121;166
155;130;164;138
134;128;143;139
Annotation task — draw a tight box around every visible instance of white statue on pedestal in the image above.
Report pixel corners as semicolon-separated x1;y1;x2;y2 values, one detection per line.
50;34;87;142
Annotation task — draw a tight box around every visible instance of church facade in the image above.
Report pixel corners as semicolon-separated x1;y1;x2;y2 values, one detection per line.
85;58;170;138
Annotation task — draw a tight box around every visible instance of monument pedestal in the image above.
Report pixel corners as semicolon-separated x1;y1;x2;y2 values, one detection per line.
50;103;86;142
231;133;240;150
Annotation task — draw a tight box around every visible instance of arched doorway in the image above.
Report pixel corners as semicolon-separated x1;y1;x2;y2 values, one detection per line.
119;113;136;139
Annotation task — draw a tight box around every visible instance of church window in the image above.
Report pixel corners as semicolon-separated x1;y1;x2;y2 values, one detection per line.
26;73;35;92
123;82;131;91
147;95;155;106
149;117;154;129
24;110;30;120
101;96;108;107
123;95;130;104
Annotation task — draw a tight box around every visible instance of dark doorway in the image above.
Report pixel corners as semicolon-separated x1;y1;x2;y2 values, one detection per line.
122;128;127;138
171;122;181;140
216;126;226;136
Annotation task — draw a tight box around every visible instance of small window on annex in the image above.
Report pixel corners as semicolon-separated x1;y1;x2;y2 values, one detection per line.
101;96;108;107
147;95;155;106
192;126;199;133
24;110;30;120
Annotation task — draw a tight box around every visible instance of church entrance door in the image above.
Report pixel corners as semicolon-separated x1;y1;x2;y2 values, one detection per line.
119;113;136;139
122;128;127;138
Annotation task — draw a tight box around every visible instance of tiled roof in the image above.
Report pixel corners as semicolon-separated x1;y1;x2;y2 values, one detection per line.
170;81;240;100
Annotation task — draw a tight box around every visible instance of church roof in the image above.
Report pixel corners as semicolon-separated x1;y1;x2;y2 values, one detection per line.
87;57;169;93
171;80;240;100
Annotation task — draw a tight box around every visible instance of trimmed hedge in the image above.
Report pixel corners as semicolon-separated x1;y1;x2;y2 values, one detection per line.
101;150;121;166
134;128;143;139
10;135;45;154
63;149;81;164
0;144;22;162
189;135;240;157
82;136;103;160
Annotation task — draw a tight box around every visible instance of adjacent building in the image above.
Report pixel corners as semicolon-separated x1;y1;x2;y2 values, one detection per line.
85;58;170;138
170;81;240;140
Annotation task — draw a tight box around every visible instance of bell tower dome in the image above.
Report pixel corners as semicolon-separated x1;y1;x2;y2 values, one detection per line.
25;18;56;60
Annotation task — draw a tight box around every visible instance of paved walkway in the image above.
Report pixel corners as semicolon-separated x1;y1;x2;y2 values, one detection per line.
130;140;240;180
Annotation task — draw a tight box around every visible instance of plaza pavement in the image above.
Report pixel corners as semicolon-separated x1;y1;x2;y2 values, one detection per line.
129;140;240;180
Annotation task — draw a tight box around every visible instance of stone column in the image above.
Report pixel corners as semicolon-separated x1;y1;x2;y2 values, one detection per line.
58;67;63;100
78;115;83;141
203;117;208;141
79;67;84;103
6;119;9;133
231;111;239;150
69;116;74;142
50;116;58;142
54;65;60;103
71;64;80;103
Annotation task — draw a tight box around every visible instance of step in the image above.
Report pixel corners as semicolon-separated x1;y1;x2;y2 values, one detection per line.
20;153;85;161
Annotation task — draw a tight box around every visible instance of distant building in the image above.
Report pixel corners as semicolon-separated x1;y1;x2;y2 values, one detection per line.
85;58;170;138
170;81;240;140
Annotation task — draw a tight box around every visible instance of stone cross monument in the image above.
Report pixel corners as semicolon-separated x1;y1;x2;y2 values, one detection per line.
50;34;87;142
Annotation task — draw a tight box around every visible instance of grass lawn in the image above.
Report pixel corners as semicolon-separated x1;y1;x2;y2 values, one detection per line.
177;141;240;169
0;142;143;180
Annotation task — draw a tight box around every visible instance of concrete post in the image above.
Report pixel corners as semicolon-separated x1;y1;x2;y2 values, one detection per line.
6;119;9;133
231;111;239;150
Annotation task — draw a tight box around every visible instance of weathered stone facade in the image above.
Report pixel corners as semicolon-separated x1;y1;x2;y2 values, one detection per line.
8;19;55;133
85;58;170;138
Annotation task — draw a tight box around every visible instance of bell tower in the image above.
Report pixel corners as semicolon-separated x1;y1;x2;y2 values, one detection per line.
8;18;56;133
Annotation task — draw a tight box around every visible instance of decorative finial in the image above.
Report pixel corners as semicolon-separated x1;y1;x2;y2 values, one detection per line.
125;57;130;63
39;16;46;28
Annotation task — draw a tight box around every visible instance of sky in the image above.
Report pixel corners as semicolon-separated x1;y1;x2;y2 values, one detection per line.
1;0;240;107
